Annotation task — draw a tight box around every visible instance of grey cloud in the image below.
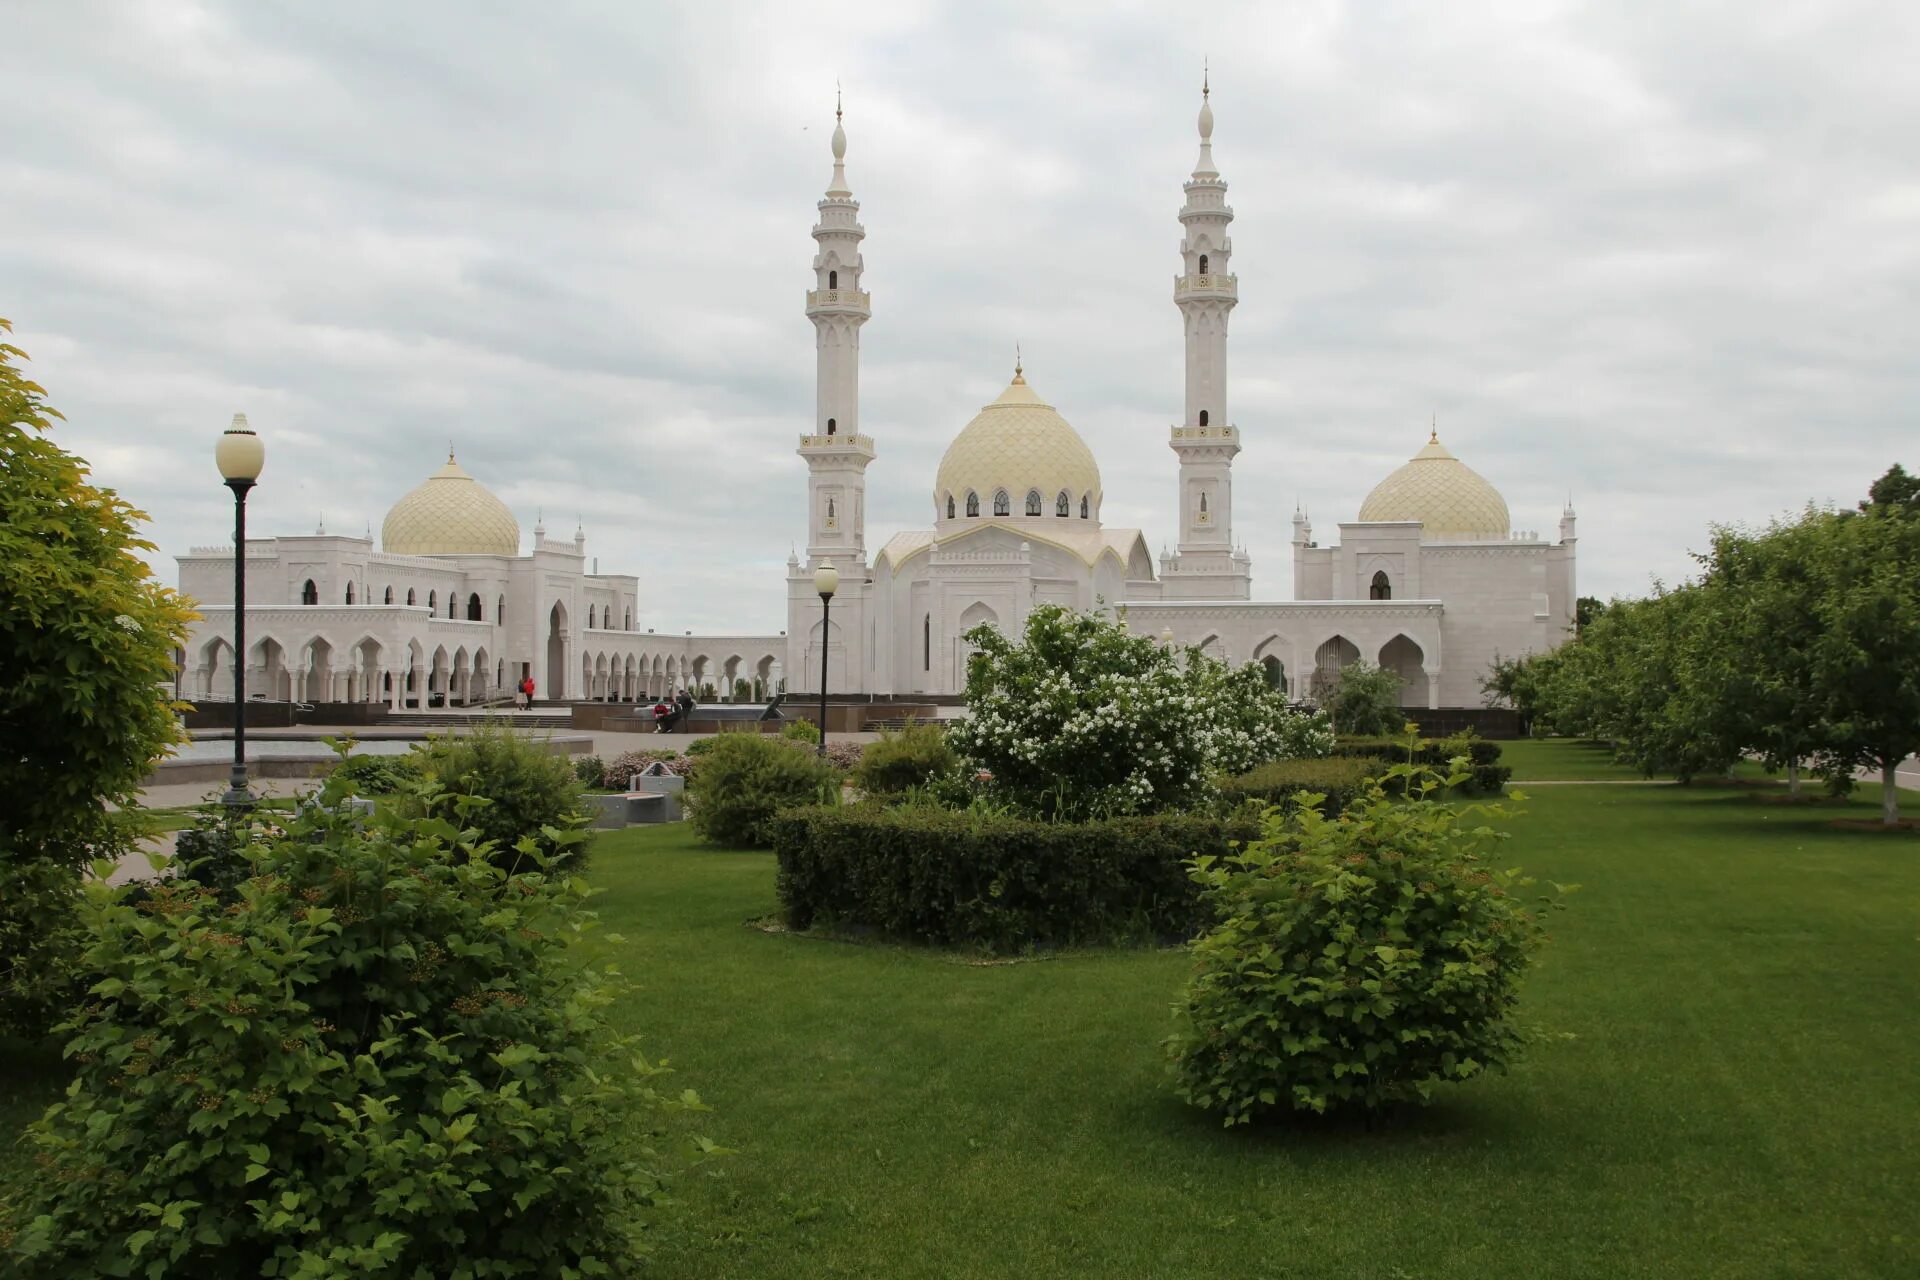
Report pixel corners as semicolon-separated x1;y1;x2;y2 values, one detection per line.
3;0;1915;632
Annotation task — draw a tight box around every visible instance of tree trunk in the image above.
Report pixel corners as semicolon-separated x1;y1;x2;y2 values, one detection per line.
1786;757;1801;797
1884;761;1900;827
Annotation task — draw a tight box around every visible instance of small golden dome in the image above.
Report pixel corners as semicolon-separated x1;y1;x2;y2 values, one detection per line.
933;374;1102;520
382;454;521;557
1359;435;1511;540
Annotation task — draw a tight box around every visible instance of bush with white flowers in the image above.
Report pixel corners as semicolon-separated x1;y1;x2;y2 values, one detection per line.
946;605;1330;820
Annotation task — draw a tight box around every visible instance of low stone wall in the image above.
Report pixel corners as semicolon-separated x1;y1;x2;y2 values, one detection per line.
181;701;391;730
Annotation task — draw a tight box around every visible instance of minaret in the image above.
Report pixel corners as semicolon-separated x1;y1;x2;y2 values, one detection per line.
1164;72;1250;599
797;89;875;568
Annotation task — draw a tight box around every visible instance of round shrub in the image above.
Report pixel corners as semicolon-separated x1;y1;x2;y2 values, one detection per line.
850;722;957;798
685;734;840;848
602;749;691;787
1216;756;1378;819
779;719;821;746
822;739;864;772
328;750;423;796
1;778;710;1276
572;753;605;786
403;721;592;873
1167;763;1566;1122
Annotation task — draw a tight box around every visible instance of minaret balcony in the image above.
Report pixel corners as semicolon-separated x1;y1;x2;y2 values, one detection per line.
1174;273;1238;299
1170;423;1239;444
806;288;872;315
797;431;876;456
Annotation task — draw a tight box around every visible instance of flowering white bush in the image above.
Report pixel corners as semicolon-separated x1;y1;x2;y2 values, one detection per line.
946;605;1331;819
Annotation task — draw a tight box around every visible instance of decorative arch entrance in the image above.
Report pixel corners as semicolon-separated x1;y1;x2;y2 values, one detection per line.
546;601;569;700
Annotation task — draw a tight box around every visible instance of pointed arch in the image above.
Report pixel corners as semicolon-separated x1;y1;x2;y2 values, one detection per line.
993;489;1011;517
300;579;318;606
1080;494;1090;519
966;491;980;517
1055;490;1070;517
945;493;955;519
467;592;483;620
1025;488;1043;516
1370;570;1391;600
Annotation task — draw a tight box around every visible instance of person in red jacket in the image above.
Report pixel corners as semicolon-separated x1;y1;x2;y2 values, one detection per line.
519;673;535;709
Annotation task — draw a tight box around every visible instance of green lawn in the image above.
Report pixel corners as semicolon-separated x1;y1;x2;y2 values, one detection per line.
1497;736;1650;781
7;783;1918;1277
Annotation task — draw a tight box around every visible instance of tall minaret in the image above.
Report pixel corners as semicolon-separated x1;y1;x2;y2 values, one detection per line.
1163;72;1251;599
797;90;875;568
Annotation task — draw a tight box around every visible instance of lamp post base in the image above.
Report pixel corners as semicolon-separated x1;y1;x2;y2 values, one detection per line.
221;767;253;813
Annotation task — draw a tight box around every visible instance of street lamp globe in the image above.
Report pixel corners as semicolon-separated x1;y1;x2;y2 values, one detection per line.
814;563;839;599
1160;627;1176;647
215;412;265;484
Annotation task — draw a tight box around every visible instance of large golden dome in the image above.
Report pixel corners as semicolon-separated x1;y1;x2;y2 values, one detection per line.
933;372;1102;520
1359;435;1511;540
381;454;521;557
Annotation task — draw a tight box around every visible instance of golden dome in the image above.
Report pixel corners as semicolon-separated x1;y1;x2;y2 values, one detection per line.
933;373;1102;520
381;454;521;557
1358;435;1511;540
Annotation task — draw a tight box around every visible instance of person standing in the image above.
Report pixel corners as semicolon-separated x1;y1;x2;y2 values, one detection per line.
676;688;695;730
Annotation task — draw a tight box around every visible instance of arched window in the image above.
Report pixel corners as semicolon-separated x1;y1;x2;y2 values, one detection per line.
966;491;980;517
1198;410;1209;426
427;590;437;612
1025;489;1043;516
448;596;458;619
1200;492;1209;514
946;494;956;519
406;588;416;606
588;605;596;629
1370;571;1392;601
923;614;931;671
1080;495;1089;518
301;579;318;606
1199;253;1209;275
826;417;836;436
468;592;482;621
497;595;505;625
624;608;632;630
827;498;836;520
1055;490;1070;517
993;490;1010;516
828;269;838;289
383;585;394;604
345;582;354;604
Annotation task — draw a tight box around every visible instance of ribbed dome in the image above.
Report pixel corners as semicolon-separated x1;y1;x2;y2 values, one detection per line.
382;454;521;557
1359;436;1511;540
933;374;1102;520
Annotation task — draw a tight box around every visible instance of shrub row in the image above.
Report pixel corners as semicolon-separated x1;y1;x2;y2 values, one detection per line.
771;807;1261;950
1217;756;1378;818
1330;734;1511;795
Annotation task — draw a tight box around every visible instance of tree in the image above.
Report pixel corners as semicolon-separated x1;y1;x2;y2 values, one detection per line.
1860;462;1919;514
1804;504;1920;825
947;605;1328;820
0;319;193;1036
1321;660;1404;737
1689;515;1834;795
1575;595;1604;634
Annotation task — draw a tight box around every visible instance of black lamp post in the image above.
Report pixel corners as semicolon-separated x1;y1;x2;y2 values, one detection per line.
813;561;838;757
215;413;265;811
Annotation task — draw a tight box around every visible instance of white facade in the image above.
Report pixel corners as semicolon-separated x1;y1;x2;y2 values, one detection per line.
179;481;784;708
784;85;1577;708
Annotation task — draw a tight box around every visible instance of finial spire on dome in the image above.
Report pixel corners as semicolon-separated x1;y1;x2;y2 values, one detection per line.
826;83;851;197
1430;412;1438;443
1013;342;1024;382
1193;69;1218;178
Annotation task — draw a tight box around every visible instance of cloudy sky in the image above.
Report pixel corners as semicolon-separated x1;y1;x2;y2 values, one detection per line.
6;0;1916;631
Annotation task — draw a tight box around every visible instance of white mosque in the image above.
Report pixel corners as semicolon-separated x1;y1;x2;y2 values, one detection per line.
783;85;1576;710
177;83;1575;716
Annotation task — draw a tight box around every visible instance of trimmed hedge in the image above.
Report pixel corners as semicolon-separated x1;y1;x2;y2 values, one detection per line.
1331;734;1511;795
1218;756;1377;817
771;807;1260;950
